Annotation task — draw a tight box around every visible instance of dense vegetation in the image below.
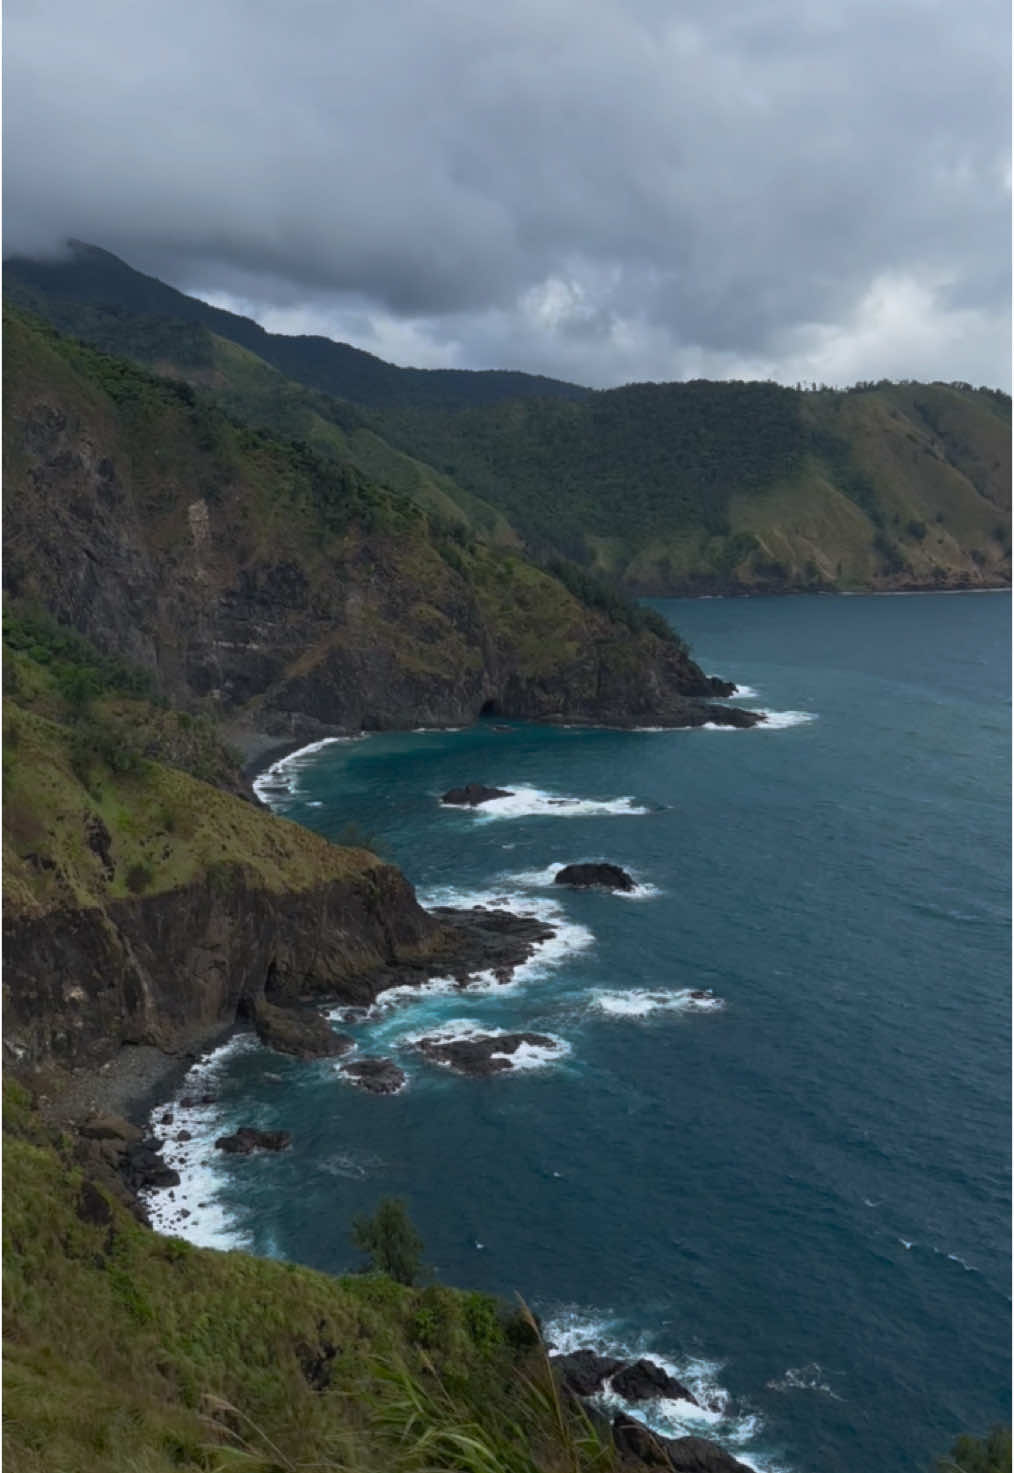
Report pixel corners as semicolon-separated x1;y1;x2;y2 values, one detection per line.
7;240;1008;596
4;1081;614;1473
5;242;589;410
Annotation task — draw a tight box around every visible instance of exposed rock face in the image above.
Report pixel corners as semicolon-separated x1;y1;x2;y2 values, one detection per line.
415;1031;560;1076
441;783;514;806
340;1058;406;1094
215;1127;292;1154
2;864;442;1070
611;1359;699;1405
551;1349;622;1397
251;998;354;1059
553;863;635;892
3;312;755;741
612;1414;756;1472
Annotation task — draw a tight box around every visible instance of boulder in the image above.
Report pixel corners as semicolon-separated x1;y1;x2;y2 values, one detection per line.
415;1031;560;1076
79;1113;142;1144
122;1139;181;1190
708;677;736;697
664;1435;757;1473
552;1349;623;1397
215;1127;292;1155
252;998;354;1059
612;1359;699;1405
341;1058;406;1094
612;1415;755;1472
553;862;635;892
440;783;514;806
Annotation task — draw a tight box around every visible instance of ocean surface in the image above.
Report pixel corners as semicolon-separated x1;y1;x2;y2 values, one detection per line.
145;592;1011;1473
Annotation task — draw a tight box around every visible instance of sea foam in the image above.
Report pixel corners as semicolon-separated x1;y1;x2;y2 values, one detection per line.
445;785;650;820
395;1017;571;1072
590;988;725;1018
139;1033;261;1250
253;734;363;803
542;1308;790;1470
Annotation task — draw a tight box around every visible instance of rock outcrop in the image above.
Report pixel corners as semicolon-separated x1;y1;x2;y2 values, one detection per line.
215;1127;292;1154
340;1058;406;1094
553;862;635;892
441;783;514;806
415;1031;561;1076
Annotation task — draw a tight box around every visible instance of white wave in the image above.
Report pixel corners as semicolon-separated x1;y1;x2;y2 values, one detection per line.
590;988;725;1018
766;1364;842;1399
731;685;760;699
541;1309;789;1466
139;1033;262;1249
753;710;817;730
444;785;650;821
253;734;362;803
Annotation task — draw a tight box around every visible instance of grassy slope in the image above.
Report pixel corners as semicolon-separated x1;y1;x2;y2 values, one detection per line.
2;699;384;922
4;1082;607;1473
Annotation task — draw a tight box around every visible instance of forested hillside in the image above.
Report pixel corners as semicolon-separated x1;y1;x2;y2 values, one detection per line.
6;241;1009;595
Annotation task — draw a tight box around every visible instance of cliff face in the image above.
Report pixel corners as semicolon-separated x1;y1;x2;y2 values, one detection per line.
1;702;443;1071
3;309;746;739
4;866;438;1069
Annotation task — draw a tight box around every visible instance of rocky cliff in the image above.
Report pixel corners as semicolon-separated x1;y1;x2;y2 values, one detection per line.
3;307;752;738
2;700;450;1070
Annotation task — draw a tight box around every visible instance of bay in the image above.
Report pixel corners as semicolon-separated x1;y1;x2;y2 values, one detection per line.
148;591;1011;1473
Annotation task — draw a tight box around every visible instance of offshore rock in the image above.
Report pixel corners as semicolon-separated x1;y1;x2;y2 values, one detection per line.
553;863;635;892
441;783;514;806
340;1058;406;1094
251;998;354;1059
612;1359;699;1405
215;1127;292;1155
415;1031;560;1076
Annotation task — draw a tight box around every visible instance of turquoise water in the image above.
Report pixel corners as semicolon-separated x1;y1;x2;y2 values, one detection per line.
150;593;1010;1473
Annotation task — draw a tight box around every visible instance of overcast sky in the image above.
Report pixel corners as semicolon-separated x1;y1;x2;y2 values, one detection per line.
4;0;1011;388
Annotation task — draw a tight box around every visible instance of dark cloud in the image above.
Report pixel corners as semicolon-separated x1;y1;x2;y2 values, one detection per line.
4;0;1010;386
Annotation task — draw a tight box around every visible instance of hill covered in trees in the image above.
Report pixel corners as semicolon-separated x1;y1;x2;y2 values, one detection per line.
5;241;1010;595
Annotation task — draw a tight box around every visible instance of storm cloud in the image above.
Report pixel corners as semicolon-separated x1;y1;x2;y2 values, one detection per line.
4;0;1010;387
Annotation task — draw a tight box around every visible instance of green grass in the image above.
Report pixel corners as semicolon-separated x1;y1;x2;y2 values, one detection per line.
3;1085;615;1473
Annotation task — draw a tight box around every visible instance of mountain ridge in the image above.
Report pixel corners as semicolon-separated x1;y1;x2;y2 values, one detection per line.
7;239;1009;596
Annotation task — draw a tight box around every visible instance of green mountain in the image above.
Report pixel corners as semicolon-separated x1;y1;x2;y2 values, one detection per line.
7;241;1011;596
5;241;590;411
373;381;1011;592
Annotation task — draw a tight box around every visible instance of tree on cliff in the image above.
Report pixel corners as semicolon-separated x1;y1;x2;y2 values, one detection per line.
352;1197;424;1286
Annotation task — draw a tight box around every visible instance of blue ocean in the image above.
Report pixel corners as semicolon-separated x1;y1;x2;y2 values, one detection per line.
147;592;1011;1473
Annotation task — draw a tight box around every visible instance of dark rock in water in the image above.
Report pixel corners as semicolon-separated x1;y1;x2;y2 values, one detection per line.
252;998;354;1059
176;1129;193;1142
215;1127;292;1155
415;1031;560;1076
341;1057;406;1094
426;906;556;987
179;1093;217;1108
441;782;514;806
688;990;712;1001
554;862;635;892
552;1349;623;1396
612;1359;699;1406
664;1435;756;1473
612;1415;755;1472
708;677;736;697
